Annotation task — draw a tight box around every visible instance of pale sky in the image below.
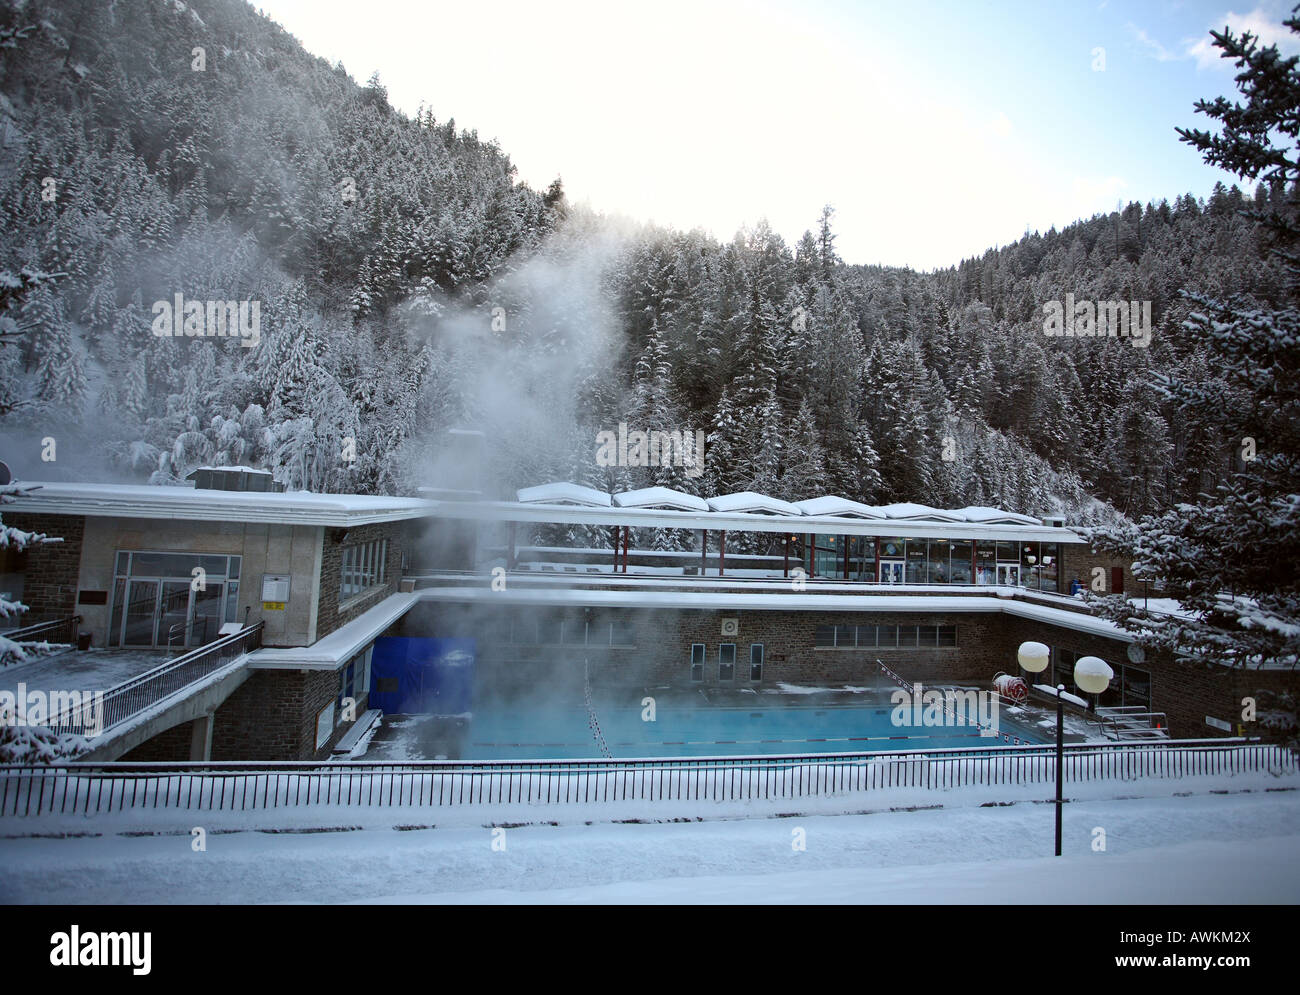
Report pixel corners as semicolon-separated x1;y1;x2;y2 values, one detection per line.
253;0;1295;269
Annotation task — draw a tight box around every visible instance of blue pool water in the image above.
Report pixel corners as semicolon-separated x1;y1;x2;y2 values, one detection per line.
459;696;1046;761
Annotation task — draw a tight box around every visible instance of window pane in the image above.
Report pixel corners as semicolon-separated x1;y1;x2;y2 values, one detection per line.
834;624;854;647
857;625;878;648
814;625;835;648
719;644;736;664
906;541;926;583
937;625;957;647
897;625;919;648
878;624;898;647
950;542;972;584
691;643;705;665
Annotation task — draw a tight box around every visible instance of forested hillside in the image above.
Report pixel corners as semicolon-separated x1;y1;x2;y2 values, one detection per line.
0;0;1283;539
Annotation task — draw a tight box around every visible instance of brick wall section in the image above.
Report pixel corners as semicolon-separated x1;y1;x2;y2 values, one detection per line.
3;513;84;620
316;522;406;640
405;603;1007;693
208;667;369;761
119;719;195;761
1059;541;1139;597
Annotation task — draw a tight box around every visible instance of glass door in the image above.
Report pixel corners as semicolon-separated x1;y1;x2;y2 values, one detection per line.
997;563;1021;586
158;581;191;649
879;560;904;584
190;582;225;646
122;580;160;646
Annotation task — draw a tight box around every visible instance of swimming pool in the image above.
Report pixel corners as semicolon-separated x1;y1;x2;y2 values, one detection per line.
448;692;1047;761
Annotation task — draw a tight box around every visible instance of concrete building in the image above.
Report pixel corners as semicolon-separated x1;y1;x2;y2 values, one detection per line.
2;477;1292;761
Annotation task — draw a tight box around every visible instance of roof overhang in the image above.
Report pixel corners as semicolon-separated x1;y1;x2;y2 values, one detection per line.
6;481;434;527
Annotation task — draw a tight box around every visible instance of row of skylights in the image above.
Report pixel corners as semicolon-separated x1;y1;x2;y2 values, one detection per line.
514;483;1045;525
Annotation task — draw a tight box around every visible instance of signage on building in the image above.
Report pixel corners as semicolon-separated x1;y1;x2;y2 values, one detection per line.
261;573;290;605
1205;715;1232;732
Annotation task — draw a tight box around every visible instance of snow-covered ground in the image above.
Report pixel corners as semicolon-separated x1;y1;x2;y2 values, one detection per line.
0;646;168;696
1;788;1296;904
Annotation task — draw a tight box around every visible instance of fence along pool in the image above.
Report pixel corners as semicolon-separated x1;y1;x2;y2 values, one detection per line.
0;739;1293;816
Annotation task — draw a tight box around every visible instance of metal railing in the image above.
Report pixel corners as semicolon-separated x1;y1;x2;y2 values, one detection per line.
0;738;1292;817
42;621;264;738
166;616;213;654
1094;705;1170;741
0;614;81;648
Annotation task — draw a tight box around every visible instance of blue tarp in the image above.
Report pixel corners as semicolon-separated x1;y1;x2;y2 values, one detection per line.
368;637;475;714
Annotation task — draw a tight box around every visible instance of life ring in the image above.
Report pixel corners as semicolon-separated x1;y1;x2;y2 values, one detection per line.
992;672;1028;703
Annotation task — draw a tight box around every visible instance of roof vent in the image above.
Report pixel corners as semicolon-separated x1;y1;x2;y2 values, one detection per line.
186;466;284;492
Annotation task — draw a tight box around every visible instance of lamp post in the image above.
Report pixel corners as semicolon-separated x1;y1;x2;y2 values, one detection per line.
1016;642;1112;855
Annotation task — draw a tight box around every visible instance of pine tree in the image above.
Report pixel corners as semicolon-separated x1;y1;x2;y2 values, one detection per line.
1090;16;1300;696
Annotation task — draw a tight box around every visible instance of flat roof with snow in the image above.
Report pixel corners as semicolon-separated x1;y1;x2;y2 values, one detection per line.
6;481;434;527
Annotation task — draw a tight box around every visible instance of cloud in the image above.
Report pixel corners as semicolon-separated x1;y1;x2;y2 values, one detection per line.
1128;23;1179;62
1187;7;1300;69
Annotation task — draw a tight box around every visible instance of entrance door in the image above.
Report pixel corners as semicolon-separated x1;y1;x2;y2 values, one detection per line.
997;564;1021;586
879;560;904;584
122;580;160;646
158;581;191;648
189;582;224;646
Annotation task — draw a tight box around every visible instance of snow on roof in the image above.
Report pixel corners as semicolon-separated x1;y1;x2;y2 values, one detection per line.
793;496;888;519
707;491;801;516
516;482;612;507
880;502;967;522
6;481;432;527
190;465;271;475
956;506;1043;526
613;487;709;512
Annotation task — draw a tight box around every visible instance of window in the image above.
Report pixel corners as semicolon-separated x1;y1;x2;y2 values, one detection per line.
336;646;373;724
812;623;957;649
108;552;243;647
340;539;388;600
950;541;973;585
610;621;636;646
315;702;335;749
750;644;764;681
690;643;705;682
719;643;736;681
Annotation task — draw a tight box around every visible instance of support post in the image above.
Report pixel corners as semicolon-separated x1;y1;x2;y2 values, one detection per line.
189;711;215;762
719;530;726;577
701;530;708;575
783;535;789;577
1055;684;1065;857
506;521;517;571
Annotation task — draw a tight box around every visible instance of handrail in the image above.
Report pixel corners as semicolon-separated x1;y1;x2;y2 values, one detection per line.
43;621;264;738
0;738;1293;817
0;614;81;645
